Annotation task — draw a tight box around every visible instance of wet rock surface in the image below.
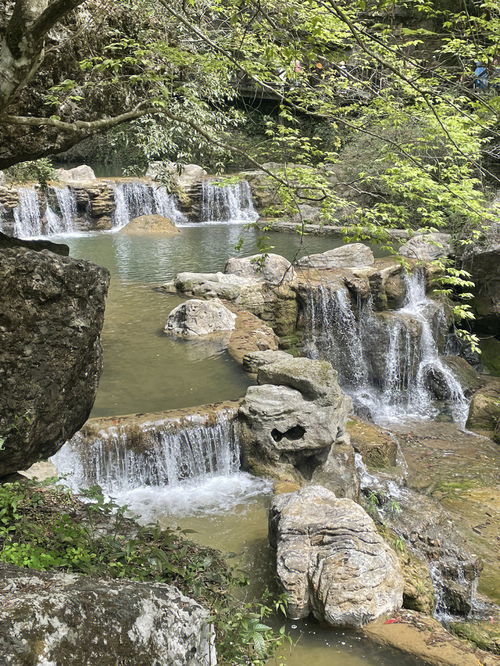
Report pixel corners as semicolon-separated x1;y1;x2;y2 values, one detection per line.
0;563;216;666
466;377;500;442
0;247;109;477
364;609;498;666
393;421;500;606
269;485;404;627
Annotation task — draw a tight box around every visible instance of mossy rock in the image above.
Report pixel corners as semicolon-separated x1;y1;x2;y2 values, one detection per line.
466;379;500;442
347;418;398;469
378;525;435;615
480;337;500;376
449;620;500;655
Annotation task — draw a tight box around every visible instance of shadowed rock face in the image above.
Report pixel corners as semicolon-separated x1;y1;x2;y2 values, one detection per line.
269;485;404;627
0;246;109;477
0;563;216;666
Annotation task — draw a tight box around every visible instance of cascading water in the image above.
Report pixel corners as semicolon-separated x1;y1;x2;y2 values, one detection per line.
304;270;469;426
11;186;79;237
13;188;43;238
53;186;77;231
200;179;258;223
52;412;269;519
112;181;186;229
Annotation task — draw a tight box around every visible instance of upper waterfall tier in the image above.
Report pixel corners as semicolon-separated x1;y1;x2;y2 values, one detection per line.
200;179;258;224
0;176;259;238
303;269;469;426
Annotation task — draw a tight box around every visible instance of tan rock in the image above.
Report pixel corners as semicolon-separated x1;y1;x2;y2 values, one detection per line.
122;214;180;235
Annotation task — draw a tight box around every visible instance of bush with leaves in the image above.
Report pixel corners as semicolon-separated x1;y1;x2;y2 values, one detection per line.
0;480;289;665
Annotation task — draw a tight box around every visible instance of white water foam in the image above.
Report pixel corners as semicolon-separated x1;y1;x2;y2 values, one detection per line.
304;270;469;426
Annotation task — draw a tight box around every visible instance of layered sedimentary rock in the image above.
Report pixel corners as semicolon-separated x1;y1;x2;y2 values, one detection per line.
0;564;216;666
0;245;109;477
167;255;298;337
239;352;357;497
269;485;404;627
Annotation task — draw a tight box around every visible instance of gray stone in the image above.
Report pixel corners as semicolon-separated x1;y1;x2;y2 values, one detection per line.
291;204;322;224
0;170;5;186
56;164;96;182
0;563;216;666
225;253;295;285
242;350;292;375
399;233;452;261
239;354;356;496
146;162;207;190
269;486;404;627
297;243;375;269
164;298;236;337
0;247;109;477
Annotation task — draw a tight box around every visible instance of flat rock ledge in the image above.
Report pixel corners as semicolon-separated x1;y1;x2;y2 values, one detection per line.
269;485;404;628
0;563;216;666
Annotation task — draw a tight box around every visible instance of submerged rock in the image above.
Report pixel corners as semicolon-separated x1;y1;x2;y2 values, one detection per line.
164;299;236;337
364;609;498;666
0;563;216;665
296;243;375;269
269;486;404;627
0;247;109;478
122;214;180;235
225;253;295;285
239;353;357;497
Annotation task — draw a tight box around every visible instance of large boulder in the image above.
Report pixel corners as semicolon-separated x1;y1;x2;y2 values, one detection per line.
122;214;180;235
239;353;357;496
0;247;109;478
399;233;452;261
269;486;404;627
225;253;295;285
297;243;374;269
0;563;216;665
466;378;500;442
56;164;96;183
146;162;208;190
164;299;236;337
462;222;500;335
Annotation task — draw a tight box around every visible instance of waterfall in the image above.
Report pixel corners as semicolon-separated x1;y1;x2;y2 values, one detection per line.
13;188;42;238
52;412;269;518
304;270;469;426
112;181;186;229
11;186;79;237
200;179;258;223
53;186;77;231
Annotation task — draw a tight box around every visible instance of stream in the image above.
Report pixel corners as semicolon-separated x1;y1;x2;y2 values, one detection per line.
50;223;425;664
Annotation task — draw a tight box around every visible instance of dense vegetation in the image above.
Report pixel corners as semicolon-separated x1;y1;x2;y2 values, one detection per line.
0;479;288;664
1;0;499;349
